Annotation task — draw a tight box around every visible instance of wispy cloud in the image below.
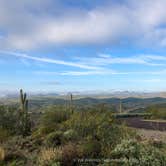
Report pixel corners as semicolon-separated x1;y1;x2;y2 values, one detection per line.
75;53;165;66
40;81;61;85
34;69;166;76
19;58;31;67
34;70;117;76
130;79;166;83
0;50;101;70
1;50;166;77
141;55;166;61
60;70;115;76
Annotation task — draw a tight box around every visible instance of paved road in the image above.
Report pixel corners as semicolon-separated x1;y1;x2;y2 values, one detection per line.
118;117;166;131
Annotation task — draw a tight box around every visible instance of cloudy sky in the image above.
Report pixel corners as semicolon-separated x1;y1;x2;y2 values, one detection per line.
1;0;166;92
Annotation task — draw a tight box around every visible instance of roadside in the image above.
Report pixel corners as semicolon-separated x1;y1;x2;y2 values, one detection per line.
136;128;166;143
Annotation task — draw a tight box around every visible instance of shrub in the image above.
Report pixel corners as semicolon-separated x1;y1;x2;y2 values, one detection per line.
96;122;136;156
41;106;70;126
148;139;166;149
63;129;78;142
0;105;18;135
38;106;71;138
63;109;136;157
64;110;113;138
111;139;166;166
4;151;27;165
146;104;166;119
44;131;64;147
80;140;101;158
61;143;79;166
6;160;25;166
0;127;10;143
38;147;62;166
32;126;55;139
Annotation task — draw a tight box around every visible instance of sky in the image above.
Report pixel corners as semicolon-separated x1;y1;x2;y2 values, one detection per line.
1;0;166;93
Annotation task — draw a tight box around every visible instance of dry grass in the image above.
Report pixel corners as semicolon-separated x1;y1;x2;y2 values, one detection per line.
0;147;5;161
61;143;79;165
38;147;62;165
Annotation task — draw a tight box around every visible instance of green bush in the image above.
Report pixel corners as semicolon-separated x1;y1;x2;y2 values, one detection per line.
80;140;101;158
4;151;27;166
44;131;64;147
96;121;136;157
0;105;18;135
39;106;71;137
64;109;136;158
146;104;166;119
41;106;70;126
64;110;113;138
148;139;166;149
0;127;10;143
111;139;166;166
32;126;55;139
63;129;78;142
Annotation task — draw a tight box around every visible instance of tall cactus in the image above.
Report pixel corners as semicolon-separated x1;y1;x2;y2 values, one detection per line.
20;89;28;112
19;89;31;136
119;99;122;113
70;93;74;114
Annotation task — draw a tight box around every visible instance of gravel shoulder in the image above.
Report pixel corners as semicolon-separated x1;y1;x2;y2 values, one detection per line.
136;128;166;143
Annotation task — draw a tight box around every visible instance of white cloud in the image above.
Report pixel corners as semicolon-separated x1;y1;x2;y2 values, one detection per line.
60;70;115;76
2;50;166;68
34;69;166;76
142;55;166;61
40;81;61;85
34;70;119;76
1;0;166;49
4;8;128;49
0;50;101;70
75;53;165;66
141;79;162;83
1;50;166;77
131;78;165;83
34;71;59;75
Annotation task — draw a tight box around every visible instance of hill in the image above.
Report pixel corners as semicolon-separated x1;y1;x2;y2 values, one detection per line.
1;96;166;112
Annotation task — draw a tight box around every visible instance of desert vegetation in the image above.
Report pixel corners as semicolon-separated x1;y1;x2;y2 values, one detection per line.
146;103;166;120
0;90;166;165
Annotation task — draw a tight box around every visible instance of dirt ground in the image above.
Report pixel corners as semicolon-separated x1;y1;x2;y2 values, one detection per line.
137;129;166;143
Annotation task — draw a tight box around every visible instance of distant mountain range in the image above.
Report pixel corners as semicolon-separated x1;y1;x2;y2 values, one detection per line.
1;91;166;99
1;94;166;113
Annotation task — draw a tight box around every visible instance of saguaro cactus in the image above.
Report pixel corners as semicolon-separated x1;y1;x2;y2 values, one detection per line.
19;89;31;136
119;99;122;113
20;89;28;113
70;93;74;114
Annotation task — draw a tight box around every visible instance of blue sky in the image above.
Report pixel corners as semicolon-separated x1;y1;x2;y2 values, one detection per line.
1;0;166;93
